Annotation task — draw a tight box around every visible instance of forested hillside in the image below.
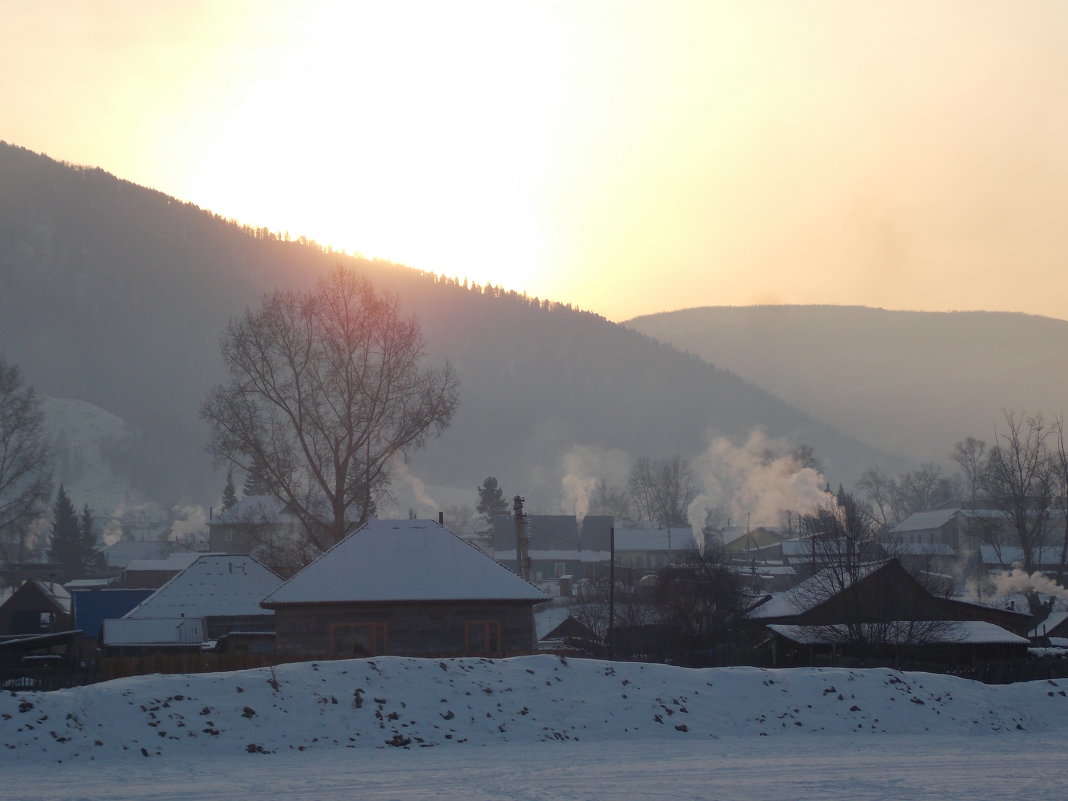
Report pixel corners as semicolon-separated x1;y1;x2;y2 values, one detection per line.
0;143;894;511
626;305;1068;465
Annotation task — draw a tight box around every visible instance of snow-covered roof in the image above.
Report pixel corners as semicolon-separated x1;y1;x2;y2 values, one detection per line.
123;555;281;619
64;578;114;589
262;519;550;606
103;540;172;568
768;620;1029;647
1030;611;1068;638
103;617;205;647
887;544;956;556
981;546;1068;566
124;551;206;573
748;561;891;619
31;579;71;614
534;604;574;640
614;527;697;552
889;509;960;534
494;549;611;563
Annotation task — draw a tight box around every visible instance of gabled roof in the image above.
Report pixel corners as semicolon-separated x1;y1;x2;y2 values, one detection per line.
614;527;697;552
123;555;281;619
981;545;1068;567
748;561;891;619
1030;611;1068;638
263;519;550;606
491;514;614;552
103;540;172;568
124;552;205;573
768;620;1029;647
889;508;961;534
30;580;71;614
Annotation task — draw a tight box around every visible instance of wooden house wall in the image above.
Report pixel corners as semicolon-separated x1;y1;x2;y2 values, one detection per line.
272;600;537;657
0;582;72;635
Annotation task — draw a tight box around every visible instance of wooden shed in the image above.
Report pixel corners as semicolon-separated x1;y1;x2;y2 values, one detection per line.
263;519;549;658
0;579;73;636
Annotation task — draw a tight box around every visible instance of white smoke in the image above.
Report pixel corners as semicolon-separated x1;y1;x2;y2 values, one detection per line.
989;568;1068;601
390;456;439;515
687;429;834;534
169;504;207;544
559;444;632;524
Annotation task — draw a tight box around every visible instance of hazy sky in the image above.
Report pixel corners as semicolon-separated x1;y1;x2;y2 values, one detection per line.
5;1;1068;322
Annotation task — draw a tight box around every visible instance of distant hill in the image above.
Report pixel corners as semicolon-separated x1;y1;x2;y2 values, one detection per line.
625;305;1068;465
0;142;895;517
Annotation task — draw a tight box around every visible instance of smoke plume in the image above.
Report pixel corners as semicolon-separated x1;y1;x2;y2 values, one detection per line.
559;444;632;524
687;429;833;534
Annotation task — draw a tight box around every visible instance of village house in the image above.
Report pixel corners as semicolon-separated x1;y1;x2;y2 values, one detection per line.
102;554;282;655
492;514;613;584
746;558;1032;668
613;523;698;573
885;502;1068;578
264;519;549;658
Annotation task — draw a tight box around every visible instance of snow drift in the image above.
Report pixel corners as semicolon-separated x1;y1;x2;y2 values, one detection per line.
4;655;1067;763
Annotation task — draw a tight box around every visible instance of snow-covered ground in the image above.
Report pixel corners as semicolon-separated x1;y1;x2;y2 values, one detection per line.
5;656;1068;799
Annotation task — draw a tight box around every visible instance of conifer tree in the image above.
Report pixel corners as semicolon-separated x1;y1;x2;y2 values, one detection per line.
48;485;81;576
242;453;270;498
222;468;238;510
78;503;103;571
476;476;509;528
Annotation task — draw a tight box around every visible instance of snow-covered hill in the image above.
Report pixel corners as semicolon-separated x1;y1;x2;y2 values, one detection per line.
4;656;1067;764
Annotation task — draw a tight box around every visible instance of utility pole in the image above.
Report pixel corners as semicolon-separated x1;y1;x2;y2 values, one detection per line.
608;525;615;660
513;495;531;581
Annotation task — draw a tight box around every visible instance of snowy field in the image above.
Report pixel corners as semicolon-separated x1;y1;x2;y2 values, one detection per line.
5;655;1068;800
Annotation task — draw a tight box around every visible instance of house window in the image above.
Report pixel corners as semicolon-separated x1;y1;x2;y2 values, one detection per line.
465;620;502;656
329;622;388;656
554;562;567;577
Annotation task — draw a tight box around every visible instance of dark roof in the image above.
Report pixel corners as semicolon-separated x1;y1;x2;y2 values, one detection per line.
492;514;613;551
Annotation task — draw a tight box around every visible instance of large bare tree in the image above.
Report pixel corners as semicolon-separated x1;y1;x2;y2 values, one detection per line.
201;269;458;551
0;357;53;563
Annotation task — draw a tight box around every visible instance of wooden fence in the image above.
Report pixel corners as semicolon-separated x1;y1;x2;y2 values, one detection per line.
97;652;337;682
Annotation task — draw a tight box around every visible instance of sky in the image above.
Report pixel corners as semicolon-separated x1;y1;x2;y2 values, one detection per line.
4;1;1068;322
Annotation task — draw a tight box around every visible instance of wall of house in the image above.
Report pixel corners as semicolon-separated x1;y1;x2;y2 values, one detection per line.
0;583;72;636
272;601;537;657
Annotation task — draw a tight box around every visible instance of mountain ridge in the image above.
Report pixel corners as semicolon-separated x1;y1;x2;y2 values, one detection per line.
625;305;1068;466
0;142;898;517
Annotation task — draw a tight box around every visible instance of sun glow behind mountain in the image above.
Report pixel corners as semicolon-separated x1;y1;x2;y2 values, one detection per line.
5;2;1068;321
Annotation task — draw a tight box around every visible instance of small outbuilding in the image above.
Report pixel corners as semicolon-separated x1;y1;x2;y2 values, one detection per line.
263;519;549;658
103;554;282;654
0;579;73;636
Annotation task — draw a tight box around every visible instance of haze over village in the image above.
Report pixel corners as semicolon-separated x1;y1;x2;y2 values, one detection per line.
4;2;1068;799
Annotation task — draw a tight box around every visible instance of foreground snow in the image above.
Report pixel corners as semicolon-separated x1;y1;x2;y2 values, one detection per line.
8;736;1066;800
5;656;1068;799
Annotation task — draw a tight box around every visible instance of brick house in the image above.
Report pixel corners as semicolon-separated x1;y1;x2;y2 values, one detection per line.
263;519;549;658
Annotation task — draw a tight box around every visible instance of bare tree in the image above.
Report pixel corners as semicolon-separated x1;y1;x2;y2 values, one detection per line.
981;411;1056;615
201;268;459;552
589;478;631;521
627;455;696;527
0;358;52;563
856;463;960;530
951;436;988;502
791;490;952;655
